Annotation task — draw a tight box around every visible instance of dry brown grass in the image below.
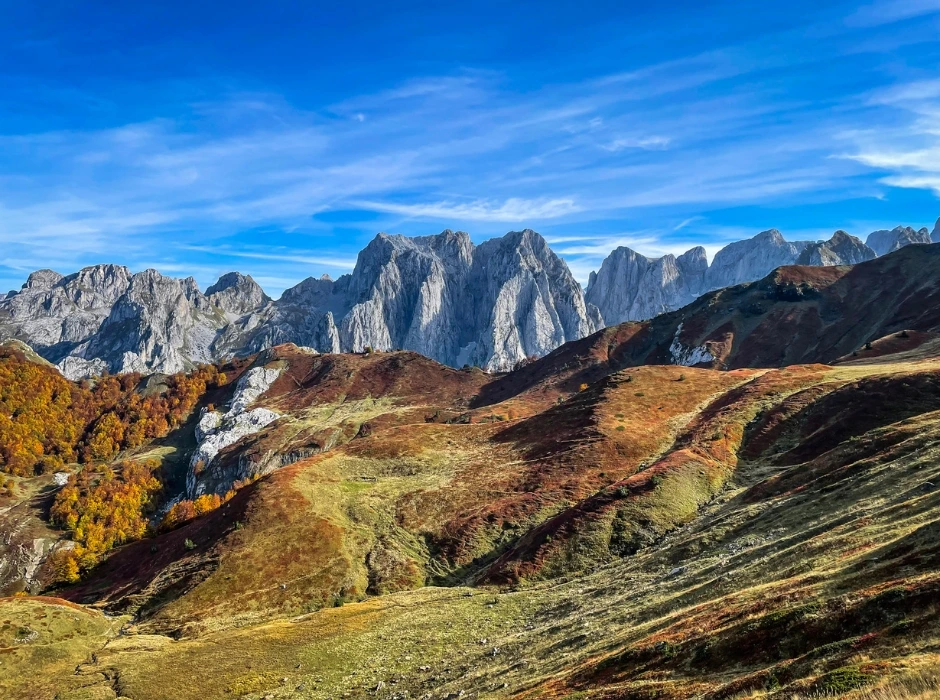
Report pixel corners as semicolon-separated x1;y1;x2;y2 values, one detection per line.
850;667;940;699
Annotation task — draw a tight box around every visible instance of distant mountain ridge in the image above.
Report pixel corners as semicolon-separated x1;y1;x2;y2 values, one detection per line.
1;220;936;377
587;228;880;326
1;229;598;377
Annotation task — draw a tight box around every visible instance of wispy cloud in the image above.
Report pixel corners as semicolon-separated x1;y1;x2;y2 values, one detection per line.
841;78;940;196
602;136;671;152
354;197;581;223
182;245;357;269
846;0;940;26
674;217;703;231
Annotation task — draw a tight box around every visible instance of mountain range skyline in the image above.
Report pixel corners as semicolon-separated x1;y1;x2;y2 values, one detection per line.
3;222;938;381
5;216;940;299
3;2;940;296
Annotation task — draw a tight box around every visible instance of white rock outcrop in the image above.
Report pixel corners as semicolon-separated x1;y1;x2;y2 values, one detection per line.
186;365;283;497
668;324;715;367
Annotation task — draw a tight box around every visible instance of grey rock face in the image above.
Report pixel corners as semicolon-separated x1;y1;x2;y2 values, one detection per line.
339;230;474;364
22;269;63;290
223;229;596;372
587;227;886;327
206;272;270;316
464;229;597;371
5;220;935;379
796;230;876;266
212;274;347;358
933;218;940;243
705;230;812;291
585;246;707;325
0;264;134;371
0;264;259;379
866;226;932;256
1;229;597;375
329;229;595;371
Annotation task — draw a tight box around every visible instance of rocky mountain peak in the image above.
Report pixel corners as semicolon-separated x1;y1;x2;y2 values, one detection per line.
866;225;932;256
3;219;938;379
61;264;134;309
755;228;785;243
417;229;474;262
678;245;708;268
796;230;875;267
704;229;810;291
22;269;64;291
585;245;708;326
206;272;270;315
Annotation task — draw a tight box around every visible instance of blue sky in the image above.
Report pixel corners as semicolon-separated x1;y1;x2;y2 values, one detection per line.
2;0;940;296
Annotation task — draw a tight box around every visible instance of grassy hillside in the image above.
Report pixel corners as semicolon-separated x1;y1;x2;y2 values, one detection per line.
0;348;931;698
3;247;940;698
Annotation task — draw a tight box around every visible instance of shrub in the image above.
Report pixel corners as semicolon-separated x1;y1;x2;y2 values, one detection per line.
815;666;872;694
184;538;196;551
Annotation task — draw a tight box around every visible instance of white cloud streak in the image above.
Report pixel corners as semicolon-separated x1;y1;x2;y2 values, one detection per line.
353;197;581;223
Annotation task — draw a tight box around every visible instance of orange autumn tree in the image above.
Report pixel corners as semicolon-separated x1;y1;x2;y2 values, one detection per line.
50;459;162;579
0;347;87;475
160;489;235;531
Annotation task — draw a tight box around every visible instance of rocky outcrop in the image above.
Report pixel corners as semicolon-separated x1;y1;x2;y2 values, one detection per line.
462;230;599;371
668;323;715;367
933;218;940;243
339;230;474;364
796;230;876;266
585;246;707;325
0;264;133;371
866;226;932;256
206;272;270;316
187;364;284;497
